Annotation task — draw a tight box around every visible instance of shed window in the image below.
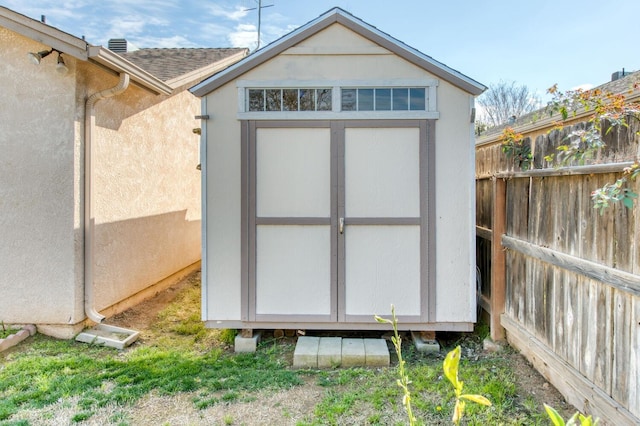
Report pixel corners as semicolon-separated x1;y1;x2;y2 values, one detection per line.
340;87;427;111
240;82;438;119
248;88;332;112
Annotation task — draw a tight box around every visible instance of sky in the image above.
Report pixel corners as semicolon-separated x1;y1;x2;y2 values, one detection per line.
4;0;640;102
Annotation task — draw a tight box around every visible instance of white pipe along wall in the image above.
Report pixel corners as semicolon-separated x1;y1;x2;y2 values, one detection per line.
83;72;130;324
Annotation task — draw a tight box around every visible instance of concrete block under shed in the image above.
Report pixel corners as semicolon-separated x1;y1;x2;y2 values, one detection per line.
341;338;366;367
293;336;320;368
364;338;390;366
234;331;262;353
411;331;440;353
318;337;342;368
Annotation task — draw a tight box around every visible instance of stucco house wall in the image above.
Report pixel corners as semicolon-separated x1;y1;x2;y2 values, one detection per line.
1;27;83;326
82;68;202;311
0;8;243;337
192;9;485;330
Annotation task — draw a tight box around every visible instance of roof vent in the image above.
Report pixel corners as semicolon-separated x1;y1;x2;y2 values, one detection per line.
108;38;139;53
611;68;630;81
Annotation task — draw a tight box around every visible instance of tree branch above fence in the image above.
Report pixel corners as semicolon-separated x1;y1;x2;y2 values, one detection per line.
501;234;640;297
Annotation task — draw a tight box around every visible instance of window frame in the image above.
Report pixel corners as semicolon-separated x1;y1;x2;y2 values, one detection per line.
237;79;440;120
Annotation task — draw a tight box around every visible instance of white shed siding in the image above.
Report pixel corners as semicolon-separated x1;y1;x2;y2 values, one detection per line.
433;81;477;322
204;82;243;320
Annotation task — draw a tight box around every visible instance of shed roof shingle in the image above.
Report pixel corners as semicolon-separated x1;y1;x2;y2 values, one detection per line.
122;48;247;82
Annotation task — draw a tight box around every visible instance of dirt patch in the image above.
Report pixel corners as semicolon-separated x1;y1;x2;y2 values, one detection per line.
108;272;197;337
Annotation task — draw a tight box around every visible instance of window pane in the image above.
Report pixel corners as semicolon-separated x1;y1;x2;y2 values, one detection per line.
317;89;332;111
249;89;264;111
375;88;391;111
300;89;315;111
342;88;357;111
358;89;374;111
392;88;408;110
283;89;298;111
265;89;282;111
410;88;426;110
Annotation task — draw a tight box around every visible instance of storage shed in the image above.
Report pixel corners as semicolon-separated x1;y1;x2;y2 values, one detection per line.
190;8;486;333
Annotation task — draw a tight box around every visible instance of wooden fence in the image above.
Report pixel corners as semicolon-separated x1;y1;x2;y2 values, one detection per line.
476;115;640;424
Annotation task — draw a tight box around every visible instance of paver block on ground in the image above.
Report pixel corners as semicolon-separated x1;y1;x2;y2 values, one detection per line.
341;338;366;367
293;336;321;368
318;337;342;367
364;338;390;366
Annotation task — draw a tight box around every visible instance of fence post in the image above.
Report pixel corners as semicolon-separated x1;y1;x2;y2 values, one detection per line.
490;176;506;341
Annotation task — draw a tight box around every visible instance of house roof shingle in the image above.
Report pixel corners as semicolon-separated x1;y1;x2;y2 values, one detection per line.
122;48;247;82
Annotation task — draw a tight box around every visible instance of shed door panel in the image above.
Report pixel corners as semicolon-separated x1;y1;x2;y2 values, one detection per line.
344;128;420;217
344;225;421;316
256;225;331;315
256;128;331;217
341;127;422;320
252;126;335;321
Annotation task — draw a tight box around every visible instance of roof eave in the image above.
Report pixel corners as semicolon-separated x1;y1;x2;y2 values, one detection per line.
1;6;171;96
190;7;486;97
88;46;172;95
0;6;87;60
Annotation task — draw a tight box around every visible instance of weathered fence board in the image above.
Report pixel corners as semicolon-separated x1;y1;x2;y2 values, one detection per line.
476;107;640;423
475;178;493;229
502;235;640;298
506;178;529;239
611;290;631;406
630;296;640;416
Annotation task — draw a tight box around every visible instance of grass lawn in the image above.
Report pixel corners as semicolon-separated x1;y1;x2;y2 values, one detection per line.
0;272;574;425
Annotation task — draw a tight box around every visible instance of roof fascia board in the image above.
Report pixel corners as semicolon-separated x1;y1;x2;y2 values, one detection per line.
190;10;339;97
167;49;248;89
191;7;485;97
0;7;87;60
333;13;486;96
88;46;172;95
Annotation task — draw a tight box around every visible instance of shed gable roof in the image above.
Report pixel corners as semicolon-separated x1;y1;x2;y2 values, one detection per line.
191;7;486;97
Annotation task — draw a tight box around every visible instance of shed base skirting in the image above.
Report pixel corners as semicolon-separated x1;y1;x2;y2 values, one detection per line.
204;320;474;332
501;314;639;425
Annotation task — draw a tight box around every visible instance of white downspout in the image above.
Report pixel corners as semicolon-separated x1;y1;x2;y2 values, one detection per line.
84;73;130;323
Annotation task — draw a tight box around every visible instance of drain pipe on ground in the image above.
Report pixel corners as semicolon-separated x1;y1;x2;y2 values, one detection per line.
83;73;130;324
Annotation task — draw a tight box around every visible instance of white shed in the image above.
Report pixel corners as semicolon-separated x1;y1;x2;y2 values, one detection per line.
191;8;485;333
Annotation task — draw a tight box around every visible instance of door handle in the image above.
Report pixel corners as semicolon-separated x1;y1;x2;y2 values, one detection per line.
339;217;344;234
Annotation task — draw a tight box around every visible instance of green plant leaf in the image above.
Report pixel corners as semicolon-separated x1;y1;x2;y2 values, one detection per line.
623;196;635;209
544;404;566;426
460;394;492;406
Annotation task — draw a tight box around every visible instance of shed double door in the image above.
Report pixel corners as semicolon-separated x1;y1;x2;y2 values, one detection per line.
244;120;433;324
